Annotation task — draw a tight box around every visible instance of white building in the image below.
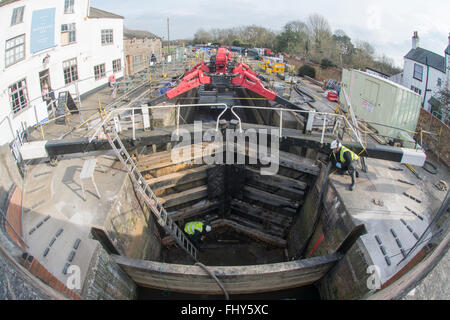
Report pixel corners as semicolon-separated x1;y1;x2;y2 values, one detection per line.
0;0;124;145
400;32;448;113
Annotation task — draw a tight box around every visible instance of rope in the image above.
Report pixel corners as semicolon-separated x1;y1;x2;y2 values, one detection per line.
195;262;229;300
422;161;438;174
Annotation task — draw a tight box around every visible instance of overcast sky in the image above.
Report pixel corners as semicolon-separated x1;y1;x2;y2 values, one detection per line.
90;0;450;68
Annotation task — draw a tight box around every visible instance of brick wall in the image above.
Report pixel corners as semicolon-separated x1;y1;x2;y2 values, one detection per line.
415;108;450;167
20;252;82;300
5;186;26;250
124;38;162;75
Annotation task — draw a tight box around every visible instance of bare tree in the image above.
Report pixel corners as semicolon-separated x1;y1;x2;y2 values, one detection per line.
194;29;213;44
306;14;332;62
332;29;355;66
307;14;332;48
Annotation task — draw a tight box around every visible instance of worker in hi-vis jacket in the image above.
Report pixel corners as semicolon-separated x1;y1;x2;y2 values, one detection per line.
184;221;211;251
330;140;360;191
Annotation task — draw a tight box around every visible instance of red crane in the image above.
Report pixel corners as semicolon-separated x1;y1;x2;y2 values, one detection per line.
148;47;303;110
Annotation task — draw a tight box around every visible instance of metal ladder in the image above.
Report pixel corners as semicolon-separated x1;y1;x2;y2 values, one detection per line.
103;124;198;261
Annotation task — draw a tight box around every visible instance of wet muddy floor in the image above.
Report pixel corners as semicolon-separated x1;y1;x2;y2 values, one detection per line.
162;230;286;266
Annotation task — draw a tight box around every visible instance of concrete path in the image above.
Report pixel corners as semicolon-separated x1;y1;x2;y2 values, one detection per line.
329;154;449;285
21;151;127;293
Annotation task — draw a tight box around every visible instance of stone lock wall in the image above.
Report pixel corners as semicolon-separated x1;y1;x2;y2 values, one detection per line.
415;108;449;167
104;175;162;261
81;244;136;300
304;181;374;299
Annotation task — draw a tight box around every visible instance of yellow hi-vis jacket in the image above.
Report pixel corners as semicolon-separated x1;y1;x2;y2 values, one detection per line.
184;222;204;235
333;145;359;164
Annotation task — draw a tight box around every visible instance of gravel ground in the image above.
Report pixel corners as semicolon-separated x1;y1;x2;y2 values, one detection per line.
403;248;449;300
0;248;53;300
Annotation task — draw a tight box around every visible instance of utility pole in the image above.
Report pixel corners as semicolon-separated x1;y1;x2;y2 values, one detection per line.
167;18;170;55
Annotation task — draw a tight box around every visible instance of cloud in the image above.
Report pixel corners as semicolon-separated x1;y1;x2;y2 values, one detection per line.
366;6;381;31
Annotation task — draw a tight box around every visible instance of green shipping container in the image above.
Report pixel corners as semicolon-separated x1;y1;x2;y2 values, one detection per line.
340;69;422;147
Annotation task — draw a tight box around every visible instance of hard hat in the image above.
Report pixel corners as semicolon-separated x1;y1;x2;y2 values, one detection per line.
205;225;212;232
330;140;341;149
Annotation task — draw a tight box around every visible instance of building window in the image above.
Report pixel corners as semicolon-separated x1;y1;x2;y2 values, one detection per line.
5;34;25;67
133;55;142;69
411;85;422;95
61;23;76;45
8;79;29;114
413;63;423;81
101;29;113;45
63;58;78;85
11;6;25;26
64;0;74;14
94;63;106;80
113;59;121;73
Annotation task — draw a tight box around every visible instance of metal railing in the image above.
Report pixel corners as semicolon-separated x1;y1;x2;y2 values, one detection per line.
86;101;369;154
88;103;229;143
227;105;366;150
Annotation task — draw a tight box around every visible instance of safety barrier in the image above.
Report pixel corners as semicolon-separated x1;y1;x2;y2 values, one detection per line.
88;103;229;143
86;101;371;154
228;105;366;151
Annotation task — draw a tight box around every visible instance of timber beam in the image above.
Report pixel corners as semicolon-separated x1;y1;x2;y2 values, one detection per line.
160;185;208;209
44;122;425;166
111;252;343;295
245;166;307;193
230;199;293;227
243;185;300;211
168;199;221;221
147;165;213;191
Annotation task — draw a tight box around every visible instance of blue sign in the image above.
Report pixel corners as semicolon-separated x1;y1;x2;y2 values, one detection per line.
30;8;56;53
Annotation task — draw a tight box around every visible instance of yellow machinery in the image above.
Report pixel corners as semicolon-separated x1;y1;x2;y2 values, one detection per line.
259;59;286;74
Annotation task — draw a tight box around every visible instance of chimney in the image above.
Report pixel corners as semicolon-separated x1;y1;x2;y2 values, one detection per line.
412;31;419;49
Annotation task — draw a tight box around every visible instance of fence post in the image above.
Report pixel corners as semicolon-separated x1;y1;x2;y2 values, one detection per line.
132;107;135;140
279;109;283;138
306;110;316;133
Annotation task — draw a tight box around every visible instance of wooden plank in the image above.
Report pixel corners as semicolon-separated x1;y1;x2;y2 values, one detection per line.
138;155;202;173
244;185;300;210
228;214;286;239
169;199;220;221
245;166;307;191
137;142;212;167
278;150;320;175
154;179;207;198
245;166;306;199
160;186;208;209
147;165;212;191
230;199;293;227
222;219;286;247
234;142;320;176
145;163;203;179
137;141;224;172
